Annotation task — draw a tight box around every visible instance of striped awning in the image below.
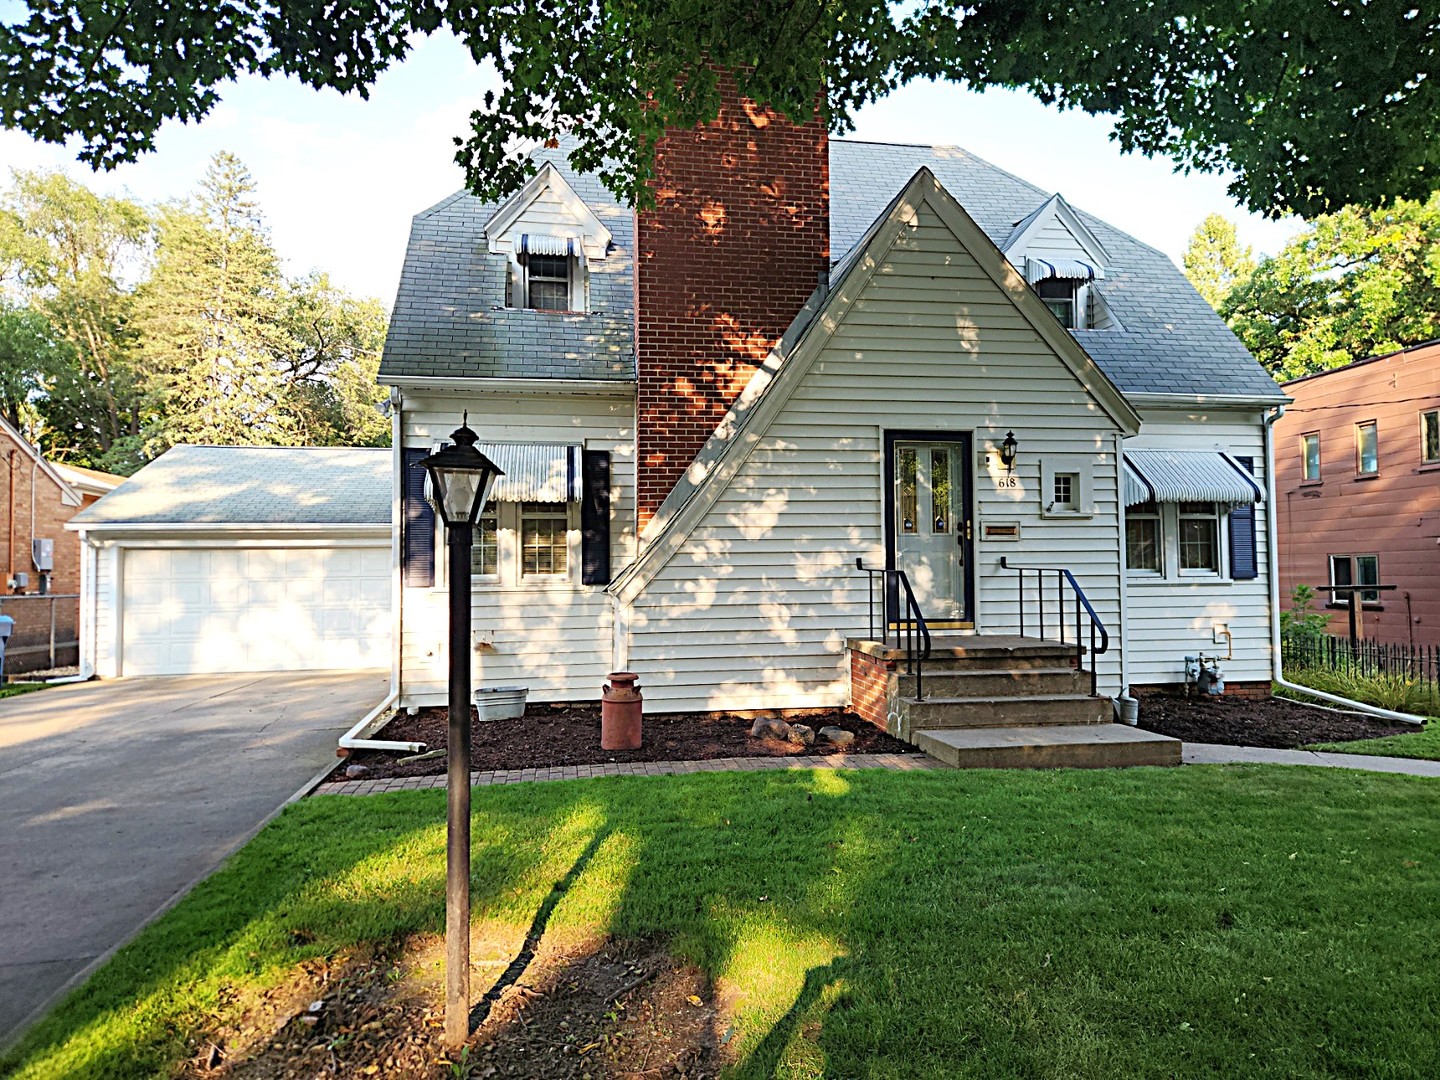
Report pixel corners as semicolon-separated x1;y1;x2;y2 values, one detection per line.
519;233;576;258
1123;449;1263;507
478;443;582;502
1026;257;1101;284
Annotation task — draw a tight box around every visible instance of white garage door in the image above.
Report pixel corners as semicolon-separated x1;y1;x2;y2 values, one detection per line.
120;546;391;675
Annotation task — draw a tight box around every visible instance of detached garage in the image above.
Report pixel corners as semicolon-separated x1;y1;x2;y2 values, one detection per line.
68;446;392;677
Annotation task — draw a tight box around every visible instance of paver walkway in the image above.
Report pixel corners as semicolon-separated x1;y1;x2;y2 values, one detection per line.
1184;741;1440;777
314;752;941;796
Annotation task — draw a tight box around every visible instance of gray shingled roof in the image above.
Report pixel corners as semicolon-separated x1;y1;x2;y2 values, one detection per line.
381;138;1281;400
379;143;635;382
69;446;391;527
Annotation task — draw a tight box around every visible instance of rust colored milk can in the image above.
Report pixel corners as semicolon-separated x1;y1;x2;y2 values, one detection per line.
601;672;643;750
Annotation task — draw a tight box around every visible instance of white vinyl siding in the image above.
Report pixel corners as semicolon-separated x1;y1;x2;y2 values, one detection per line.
398;389;634;706
1124;407;1272;687
625;204;1126;711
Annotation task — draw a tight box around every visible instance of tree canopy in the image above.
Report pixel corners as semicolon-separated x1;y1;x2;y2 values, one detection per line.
1186;194;1440;379
1;2;1437;217
1182;214;1256;311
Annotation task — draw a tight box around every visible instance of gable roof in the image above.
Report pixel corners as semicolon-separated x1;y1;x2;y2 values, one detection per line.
52;462;125;498
379;141;634;383
1002;192;1113;268
67;446;391;529
609;168;1142;603
0;416;81;507
483;161;614;260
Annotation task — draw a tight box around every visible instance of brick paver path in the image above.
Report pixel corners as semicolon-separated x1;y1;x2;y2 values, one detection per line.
313;752;941;797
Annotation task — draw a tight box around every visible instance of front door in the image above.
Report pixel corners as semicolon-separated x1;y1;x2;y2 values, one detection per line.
889;436;973;625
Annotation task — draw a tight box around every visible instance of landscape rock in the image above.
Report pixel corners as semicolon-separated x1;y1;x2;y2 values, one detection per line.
344;764;372;780
818;726;855;748
787;723;815;746
748;718;793;741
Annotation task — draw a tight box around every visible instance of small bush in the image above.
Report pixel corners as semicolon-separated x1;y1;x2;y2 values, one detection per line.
1283;666;1440;719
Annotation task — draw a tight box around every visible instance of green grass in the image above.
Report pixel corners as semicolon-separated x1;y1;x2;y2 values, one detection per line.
0;681;48;700
4;767;1439;1078
1310;722;1440;760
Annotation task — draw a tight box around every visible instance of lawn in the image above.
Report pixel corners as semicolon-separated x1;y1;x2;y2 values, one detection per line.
1311;721;1440;760
0;681;48;700
4;766;1439;1078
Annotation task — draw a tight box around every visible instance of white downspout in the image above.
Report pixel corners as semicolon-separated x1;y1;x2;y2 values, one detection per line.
1264;404;1425;726
49;532;95;683
1115;432;1131;705
389;386;404;705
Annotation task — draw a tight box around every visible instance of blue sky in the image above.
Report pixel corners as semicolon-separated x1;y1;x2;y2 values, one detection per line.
0;32;1302;306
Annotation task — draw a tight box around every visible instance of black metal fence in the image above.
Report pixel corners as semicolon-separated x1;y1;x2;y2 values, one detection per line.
1282;632;1440;700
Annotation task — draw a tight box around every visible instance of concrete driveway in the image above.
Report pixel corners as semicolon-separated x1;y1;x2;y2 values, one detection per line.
0;671;388;1045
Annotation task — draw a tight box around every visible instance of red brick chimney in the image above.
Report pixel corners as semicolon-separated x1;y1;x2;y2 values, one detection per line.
635;80;829;530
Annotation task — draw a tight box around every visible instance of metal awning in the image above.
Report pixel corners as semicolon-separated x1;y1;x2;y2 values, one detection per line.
519;233;577;258
1025;257;1102;284
1123;449;1263;507
431;443;582;503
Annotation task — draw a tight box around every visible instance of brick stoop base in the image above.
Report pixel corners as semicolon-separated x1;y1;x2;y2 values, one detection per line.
1132;681;1273;701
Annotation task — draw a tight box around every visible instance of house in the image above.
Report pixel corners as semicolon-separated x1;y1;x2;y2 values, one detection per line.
378;84;1287;738
0;417;123;674
67;445;391;676
1275;340;1440;647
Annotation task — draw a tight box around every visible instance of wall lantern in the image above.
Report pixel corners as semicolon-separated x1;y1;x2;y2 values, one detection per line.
416;414;504;1048
1000;431;1019;471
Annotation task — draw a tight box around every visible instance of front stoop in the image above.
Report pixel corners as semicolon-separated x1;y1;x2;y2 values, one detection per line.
916;725;1182;769
848;635;1181;769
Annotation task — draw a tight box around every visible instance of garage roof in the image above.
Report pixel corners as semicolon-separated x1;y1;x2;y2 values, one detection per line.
68;446;392;528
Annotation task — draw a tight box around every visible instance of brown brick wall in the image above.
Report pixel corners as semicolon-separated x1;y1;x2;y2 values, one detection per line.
635;77;829;529
1133;681;1273;701
0;431;85;672
850;649;894;732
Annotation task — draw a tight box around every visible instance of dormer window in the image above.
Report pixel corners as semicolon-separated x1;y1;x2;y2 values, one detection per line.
1036;279;1078;328
526;253;572;310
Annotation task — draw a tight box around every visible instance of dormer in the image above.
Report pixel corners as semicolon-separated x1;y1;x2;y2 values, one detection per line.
483;161;613;313
1002;194;1120;331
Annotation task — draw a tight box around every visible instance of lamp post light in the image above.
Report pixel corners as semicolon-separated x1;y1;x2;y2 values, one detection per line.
417;416;503;1049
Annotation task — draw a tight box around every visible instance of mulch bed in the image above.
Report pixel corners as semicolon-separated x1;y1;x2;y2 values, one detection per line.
1135;689;1414;750
329;704;912;783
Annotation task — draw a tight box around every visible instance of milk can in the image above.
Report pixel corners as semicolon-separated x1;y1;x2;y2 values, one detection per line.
600;672;643;750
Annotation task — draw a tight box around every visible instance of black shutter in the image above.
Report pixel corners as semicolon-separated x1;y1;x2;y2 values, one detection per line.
402;447;436;588
1228;455;1258;580
581;449;611;586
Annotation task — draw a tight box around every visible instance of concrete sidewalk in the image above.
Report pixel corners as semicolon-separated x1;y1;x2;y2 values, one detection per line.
0;670;387;1048
1184;742;1440;777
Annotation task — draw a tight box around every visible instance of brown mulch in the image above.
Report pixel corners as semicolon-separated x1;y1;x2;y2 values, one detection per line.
183;937;722;1079
329;704;912;784
1135;689;1414;750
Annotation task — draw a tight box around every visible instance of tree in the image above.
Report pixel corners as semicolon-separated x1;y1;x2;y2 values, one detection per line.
0;301;73;440
1222;193;1440;379
136;152;294;450
1;3;1436;218
1182;214;1256;311
0;169;150;465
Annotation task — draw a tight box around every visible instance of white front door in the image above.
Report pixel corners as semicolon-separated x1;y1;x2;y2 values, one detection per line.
894;441;970;622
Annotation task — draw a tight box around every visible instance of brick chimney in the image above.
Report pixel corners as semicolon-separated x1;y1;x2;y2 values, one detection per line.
635;79;829;530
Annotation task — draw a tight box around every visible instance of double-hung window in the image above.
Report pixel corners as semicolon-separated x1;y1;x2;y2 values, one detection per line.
1422;410;1439;464
1301;432;1321;481
1178;502;1221;574
520;502;570;577
1355;420;1379;475
526;254;571;310
1035;279;1078;328
1125;500;1162;573
1330;554;1380;605
470;506;499;578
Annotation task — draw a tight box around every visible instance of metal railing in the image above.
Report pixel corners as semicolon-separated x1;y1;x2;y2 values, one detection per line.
855;558;933;700
998;558;1108;696
0;593;80;674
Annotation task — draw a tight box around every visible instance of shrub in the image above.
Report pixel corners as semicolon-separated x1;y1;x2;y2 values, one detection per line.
1282;666;1440;719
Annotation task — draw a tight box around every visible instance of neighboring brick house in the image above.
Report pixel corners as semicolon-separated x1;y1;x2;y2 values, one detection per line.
0;418;122;673
1276;340;1440;646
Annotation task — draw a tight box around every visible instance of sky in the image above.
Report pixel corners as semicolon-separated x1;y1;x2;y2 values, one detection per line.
0;32;1304;307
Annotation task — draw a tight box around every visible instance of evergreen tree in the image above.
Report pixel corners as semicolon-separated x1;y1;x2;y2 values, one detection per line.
1182;214;1256;311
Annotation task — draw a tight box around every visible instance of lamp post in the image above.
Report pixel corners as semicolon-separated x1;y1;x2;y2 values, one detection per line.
417;417;503;1048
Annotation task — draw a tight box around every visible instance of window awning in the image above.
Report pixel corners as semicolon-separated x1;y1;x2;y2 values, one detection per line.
476;443;583;503
1123;449;1263;507
1025;257;1102;284
519;233;577;258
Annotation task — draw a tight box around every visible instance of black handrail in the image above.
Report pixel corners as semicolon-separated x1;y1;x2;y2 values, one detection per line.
854;558;933;701
998;557;1109;697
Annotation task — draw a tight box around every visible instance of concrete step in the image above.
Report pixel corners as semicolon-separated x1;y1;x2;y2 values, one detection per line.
903;694;1113;729
915;724;1181;770
849;636;1081;673
899;667;1089;698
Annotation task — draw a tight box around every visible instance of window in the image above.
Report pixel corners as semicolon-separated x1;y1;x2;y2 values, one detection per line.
470;506;499;577
1422;410;1439;464
1036;279;1078;328
1301;432;1321;481
930;448;952;533
898;447;918;534
1125;500;1162;573
1178;502;1221;573
1051;472;1078;512
1330;554;1380;605
521;502;569;576
526;254;571;310
1355;420;1378;475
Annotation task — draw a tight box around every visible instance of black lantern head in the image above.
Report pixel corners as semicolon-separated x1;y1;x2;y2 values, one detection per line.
418;415;504;527
1000;431;1018;471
